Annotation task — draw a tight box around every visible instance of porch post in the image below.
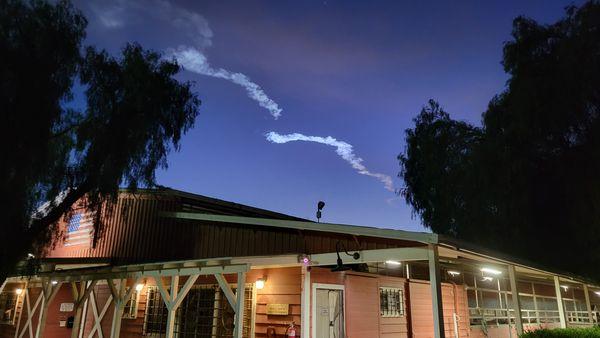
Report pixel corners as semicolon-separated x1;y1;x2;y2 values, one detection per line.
583;284;593;325
428;244;445;338
165;276;179;338
301;265;310;338
508;265;523;335
109;279;126;338
36;280;62;338
553;276;567;328
233;272;247;338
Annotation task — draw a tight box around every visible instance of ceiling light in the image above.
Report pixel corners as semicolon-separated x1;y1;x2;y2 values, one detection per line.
135;283;144;292
51;280;58;285
481;267;502;275
447;270;461;277
561;285;569;291
594;291;600;296
385;260;401;266
15;288;23;295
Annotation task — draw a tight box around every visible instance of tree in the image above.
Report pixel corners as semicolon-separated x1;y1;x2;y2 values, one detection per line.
399;1;600;279
0;1;201;279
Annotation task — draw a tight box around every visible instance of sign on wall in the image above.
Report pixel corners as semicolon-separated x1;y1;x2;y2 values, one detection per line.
266;304;289;315
59;303;74;312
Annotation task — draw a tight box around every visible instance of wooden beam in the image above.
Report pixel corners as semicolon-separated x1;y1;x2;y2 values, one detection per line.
508;265;524;335
215;273;237;309
428;245;444;338
583;284;593;325
301;266;310;338
233;272;246;338
554;276;567;328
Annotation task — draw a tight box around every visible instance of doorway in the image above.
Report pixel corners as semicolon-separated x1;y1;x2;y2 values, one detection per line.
312;284;345;338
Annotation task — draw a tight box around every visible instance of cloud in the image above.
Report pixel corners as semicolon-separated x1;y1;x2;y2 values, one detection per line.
169;46;283;119
265;132;395;191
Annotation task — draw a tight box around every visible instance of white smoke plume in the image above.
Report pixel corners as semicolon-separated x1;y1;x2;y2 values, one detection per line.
265;132;395;191
168;46;282;119
83;0;281;119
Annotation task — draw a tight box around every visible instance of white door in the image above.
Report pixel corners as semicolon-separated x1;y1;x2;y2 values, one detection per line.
315;288;344;338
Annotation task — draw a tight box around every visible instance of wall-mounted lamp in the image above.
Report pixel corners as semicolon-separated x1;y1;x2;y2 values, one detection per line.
256;277;267;290
561;285;569;292
385;260;401;266
135;283;144;292
51;280;58;285
447;271;461;277
15;288;23;295
595;291;600;296
331;241;360;272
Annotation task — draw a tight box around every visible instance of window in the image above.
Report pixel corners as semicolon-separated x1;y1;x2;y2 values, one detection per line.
122;288;140;319
143;284;254;338
0;291;19;325
144;286;169;335
379;287;404;317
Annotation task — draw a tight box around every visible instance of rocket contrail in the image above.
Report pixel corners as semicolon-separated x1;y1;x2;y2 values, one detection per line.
169;46;282;119
266;132;395;191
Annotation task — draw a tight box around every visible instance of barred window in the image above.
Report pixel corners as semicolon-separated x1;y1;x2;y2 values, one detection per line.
0;291;19;324
380;287;404;317
122;288;139;319
143;284;254;338
144;286;169;335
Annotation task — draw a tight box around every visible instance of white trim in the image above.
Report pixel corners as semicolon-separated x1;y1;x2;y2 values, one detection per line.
165;212;437;244
311;283;345;338
301;266;310;338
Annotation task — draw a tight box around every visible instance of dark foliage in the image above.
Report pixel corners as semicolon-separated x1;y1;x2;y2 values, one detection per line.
0;1;200;279
520;327;600;338
399;1;600;279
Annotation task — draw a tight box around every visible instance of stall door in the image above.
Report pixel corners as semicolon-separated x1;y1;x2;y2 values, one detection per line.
315;288;345;338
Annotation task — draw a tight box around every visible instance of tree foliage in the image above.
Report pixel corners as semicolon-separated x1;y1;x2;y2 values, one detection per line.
400;1;600;278
0;0;200;278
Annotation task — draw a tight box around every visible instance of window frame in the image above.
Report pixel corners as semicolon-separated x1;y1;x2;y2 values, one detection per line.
379;286;405;318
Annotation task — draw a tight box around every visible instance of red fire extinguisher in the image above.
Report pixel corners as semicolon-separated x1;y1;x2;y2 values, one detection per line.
286;321;297;337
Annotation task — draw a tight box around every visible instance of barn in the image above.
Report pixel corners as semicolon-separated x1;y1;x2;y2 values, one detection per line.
0;188;598;338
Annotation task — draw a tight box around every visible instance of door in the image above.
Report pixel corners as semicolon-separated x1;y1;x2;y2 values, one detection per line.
315;288;345;338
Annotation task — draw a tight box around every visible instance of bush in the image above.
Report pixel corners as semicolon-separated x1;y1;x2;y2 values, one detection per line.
520;327;600;337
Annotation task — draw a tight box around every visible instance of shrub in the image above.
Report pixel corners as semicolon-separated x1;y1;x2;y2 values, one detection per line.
520;327;600;338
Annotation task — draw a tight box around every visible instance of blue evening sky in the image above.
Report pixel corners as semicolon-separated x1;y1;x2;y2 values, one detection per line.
75;0;581;231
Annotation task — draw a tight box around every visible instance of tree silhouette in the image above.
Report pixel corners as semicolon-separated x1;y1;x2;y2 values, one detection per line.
0;1;200;279
400;1;600;279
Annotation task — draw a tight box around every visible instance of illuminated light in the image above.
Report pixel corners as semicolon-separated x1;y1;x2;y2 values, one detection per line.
15;288;23;295
51;281;58;285
594;291;600;296
298;254;311;266
447;271;461;277
385;260;402;266
135;283;144;292
256;278;266;290
561;285;569;291
481;267;502;275
482;276;494;282
27;253;35;259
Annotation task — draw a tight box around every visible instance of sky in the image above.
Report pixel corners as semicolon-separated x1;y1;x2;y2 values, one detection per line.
74;0;582;232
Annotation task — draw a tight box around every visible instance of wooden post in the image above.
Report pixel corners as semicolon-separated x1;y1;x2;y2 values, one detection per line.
583;284;593;325
553;276;567;328
35;280;61;338
165;276;179;338
301;266;310;338
233;272;246;338
508;265;523;335
70;280;97;338
428;244;445;338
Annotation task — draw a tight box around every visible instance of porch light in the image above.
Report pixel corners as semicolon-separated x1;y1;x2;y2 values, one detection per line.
256;278;266;290
595;291;600;296
561;285;569;292
330;241;360;272
51;280;58;285
385;260;401;266
481;267;502;275
447;270;461;277
15;288;23;295
135;283;144;292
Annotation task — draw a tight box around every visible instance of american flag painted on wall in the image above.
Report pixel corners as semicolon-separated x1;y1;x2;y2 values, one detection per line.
65;212;94;247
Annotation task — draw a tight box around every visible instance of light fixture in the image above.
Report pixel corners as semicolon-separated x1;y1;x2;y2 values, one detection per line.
482;276;494;282
447;270;461;277
51;280;58;285
298;254;311;266
316;201;325;222
594;291;600;296
385;260;401;266
481;267;502;275
256;278;266;290
27;253;35;259
330;241;360;272
561;285;569;292
135;283;144;292
15;288;23;295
